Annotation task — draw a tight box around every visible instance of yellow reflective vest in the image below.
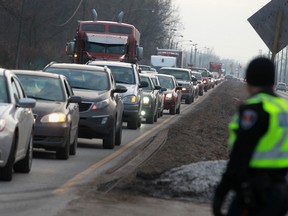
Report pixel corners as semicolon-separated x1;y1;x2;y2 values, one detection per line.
228;93;288;168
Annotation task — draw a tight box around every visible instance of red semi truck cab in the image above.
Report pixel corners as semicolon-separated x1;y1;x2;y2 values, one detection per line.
66;20;143;64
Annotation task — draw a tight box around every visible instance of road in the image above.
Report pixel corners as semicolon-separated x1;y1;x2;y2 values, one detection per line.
0;86;212;216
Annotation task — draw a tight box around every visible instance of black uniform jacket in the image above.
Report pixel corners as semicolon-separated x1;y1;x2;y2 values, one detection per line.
217;89;288;196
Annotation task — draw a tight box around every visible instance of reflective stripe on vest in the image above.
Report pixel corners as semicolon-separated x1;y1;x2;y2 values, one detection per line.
229;93;288;168
228;114;238;150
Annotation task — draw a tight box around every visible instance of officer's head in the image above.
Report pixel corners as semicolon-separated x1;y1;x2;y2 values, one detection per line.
245;57;275;88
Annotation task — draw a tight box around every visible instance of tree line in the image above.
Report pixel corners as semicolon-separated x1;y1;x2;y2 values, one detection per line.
0;0;180;69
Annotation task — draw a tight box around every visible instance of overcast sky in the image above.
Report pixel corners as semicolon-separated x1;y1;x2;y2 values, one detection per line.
173;0;271;65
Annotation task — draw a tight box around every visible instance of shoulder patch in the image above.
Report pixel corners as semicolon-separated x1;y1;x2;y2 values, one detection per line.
240;109;257;130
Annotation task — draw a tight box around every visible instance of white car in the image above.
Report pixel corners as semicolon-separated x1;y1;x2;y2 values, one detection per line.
0;69;36;181
276;82;287;92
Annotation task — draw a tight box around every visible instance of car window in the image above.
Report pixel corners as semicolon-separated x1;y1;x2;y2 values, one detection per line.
157;76;175;89
17;74;65;101
11;77;25;102
0;76;8;103
151;77;160;87
159;69;190;81
192;73;202;80
63;79;73;97
44;68;110;91
92;65;135;85
140;76;153;90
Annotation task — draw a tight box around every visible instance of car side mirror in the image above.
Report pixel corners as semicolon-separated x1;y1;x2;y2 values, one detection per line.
68;96;82;104
113;85;127;94
139;81;149;88
154;85;162;90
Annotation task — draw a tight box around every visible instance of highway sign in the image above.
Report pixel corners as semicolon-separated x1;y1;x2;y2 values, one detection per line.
248;0;288;54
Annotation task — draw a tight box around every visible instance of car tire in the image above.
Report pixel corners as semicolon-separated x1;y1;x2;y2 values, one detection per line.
14;132;33;173
103;122;115;149
185;96;192;104
199;91;203;96
115;117;123;146
69;129;78;156
169;106;176;115
0;134;16;181
56;131;70;160
176;104;181;114
127;116;138;129
154;112;158;122
146;115;154;124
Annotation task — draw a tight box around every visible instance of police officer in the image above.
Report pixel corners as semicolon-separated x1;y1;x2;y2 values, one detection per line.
213;57;288;216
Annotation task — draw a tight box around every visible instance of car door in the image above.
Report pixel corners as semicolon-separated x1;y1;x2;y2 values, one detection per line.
63;78;79;141
11;76;32;158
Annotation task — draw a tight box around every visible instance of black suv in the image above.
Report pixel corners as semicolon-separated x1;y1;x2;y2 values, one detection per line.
87;61;148;129
43;63;127;149
158;67;197;104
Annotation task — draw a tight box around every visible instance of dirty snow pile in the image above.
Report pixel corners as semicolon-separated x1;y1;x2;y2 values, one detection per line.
153;160;228;202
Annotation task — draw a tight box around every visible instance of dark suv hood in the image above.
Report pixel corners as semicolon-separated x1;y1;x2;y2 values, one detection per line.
73;89;109;102
33;100;66;117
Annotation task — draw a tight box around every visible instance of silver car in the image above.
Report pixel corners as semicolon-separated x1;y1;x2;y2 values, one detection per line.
0;69;36;181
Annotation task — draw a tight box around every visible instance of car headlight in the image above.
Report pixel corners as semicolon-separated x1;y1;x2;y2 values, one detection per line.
203;80;207;84
41;113;66;123
122;95;137;104
91;99;109;110
165;93;173;100
0;119;6;132
143;96;150;105
182;87;187;91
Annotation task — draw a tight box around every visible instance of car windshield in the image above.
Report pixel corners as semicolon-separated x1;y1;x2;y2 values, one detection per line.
159;69;190;81
0;76;8;103
140;76;153;91
44;68;109;91
17;75;65;101
192;73;202;80
157;76;175;89
95;65;135;85
85;42;127;55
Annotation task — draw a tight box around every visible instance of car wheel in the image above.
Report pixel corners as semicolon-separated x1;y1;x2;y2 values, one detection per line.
0;134;16;181
138;117;142;128
14;131;33;173
146;115;154;124
103;122;115;149
56;131;70;160
191;95;195;103
69;129;78;156
115;117;123;146
127;116;138;129
176;104;181;114
199;91;203;96
169;106;176;115
185;96;192;104
154;112;158;122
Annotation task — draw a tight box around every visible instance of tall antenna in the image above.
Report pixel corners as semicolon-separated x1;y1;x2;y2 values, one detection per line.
117;11;124;23
92;9;98;21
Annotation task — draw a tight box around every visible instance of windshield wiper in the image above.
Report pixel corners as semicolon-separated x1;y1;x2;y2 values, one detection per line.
28;96;56;101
